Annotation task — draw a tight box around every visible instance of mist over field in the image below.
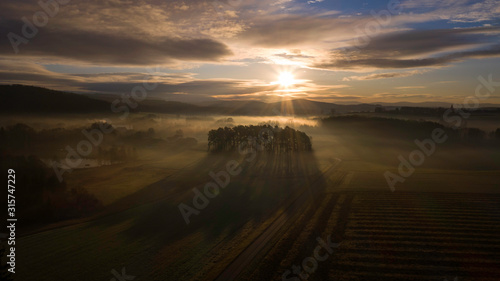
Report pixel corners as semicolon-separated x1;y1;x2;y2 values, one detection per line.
2;101;500;280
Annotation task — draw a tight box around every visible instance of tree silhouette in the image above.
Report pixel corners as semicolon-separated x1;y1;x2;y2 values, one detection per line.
208;125;312;153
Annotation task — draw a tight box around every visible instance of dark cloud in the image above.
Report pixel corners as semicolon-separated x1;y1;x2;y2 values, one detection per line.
320;44;500;69
238;14;356;47
0;19;232;65
373;93;434;100
343;70;426;81
0;64;279;100
315;26;500;70
354;26;499;57
80;80;278;97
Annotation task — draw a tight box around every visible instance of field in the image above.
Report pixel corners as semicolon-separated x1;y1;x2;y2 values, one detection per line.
6;114;500;281
242;189;500;280
64;147;206;205
14;147;332;280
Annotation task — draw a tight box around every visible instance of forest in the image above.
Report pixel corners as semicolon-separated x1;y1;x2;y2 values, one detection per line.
321;115;500;144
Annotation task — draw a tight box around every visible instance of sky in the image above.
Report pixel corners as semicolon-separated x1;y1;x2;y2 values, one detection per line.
0;0;499;104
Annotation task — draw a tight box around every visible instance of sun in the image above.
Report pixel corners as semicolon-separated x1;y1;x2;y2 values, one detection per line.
277;72;296;87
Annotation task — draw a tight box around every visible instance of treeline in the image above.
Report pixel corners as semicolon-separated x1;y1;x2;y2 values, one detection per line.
208;125;312;152
0;154;101;224
0;122;119;154
322;115;500;143
375;106;500;116
0;122;139;162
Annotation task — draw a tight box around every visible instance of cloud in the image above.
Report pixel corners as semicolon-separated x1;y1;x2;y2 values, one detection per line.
0;60;357;102
334;44;500;69
343;70;427;81
0;59;196;90
401;0;500;23
354;26;499;57
370;93;435;99
316;26;500;70
0;19;232;66
394;86;427;89
84;79;279;98
273;52;314;59
236;14;365;47
0;0;499;105
0;59;276;98
306;94;362;101
234;6;435;50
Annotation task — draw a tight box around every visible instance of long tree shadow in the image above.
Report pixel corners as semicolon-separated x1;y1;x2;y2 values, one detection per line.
85;149;329;277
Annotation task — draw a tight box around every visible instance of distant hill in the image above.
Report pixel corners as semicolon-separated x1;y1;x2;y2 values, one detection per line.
83;92;215;114
2;85;499;116
0;85;111;114
0;85;209;115
370;101;500;108
203;99;379;115
138;99;208;114
268;99;378;115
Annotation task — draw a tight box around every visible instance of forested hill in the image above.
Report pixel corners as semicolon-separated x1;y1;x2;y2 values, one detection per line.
0;84;377;116
0;85;111;114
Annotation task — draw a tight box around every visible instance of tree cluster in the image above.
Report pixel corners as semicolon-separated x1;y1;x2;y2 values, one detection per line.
208;125;312;153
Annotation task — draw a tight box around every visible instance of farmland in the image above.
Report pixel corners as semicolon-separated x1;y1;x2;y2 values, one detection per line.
4;114;500;281
13;148;332;281
242;189;500;280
